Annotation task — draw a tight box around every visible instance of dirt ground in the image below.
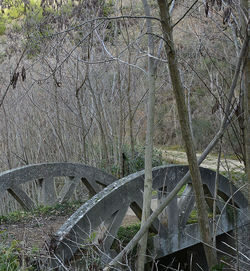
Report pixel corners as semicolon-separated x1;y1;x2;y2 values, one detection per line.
0;212;140;253
0;215;69;250
161;149;244;172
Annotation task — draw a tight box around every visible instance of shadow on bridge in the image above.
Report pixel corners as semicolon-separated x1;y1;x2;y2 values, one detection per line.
155;229;246;271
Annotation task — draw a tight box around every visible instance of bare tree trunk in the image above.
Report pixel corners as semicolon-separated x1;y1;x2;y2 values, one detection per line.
137;0;156;269
122;17;135;158
212;142;221;248
117;63;124;177
240;0;250;204
75;80;87;163
187;85;194;143
114;10;125;178
157;0;217;268
245;51;250;204
2;105;12;169
87;71;109;167
126;52;135;158
53;75;67;161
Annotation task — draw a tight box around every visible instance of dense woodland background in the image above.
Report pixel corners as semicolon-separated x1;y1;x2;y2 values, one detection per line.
0;0;249;209
0;0;247;169
0;1;249;269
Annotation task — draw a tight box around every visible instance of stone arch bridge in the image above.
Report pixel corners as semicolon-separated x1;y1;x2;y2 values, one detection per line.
0;163;249;270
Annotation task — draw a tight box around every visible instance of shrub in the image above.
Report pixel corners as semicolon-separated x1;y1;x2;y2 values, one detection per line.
111;145;164;177
0;232;21;271
117;223;141;246
129;146;163;173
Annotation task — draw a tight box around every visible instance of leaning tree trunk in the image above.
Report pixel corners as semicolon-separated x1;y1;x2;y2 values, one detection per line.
157;0;217;269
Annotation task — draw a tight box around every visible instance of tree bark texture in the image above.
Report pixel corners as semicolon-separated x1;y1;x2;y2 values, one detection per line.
240;0;250;204
157;0;217;268
137;0;157;270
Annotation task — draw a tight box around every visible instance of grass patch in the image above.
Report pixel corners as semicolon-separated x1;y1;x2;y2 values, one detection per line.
220;153;239;160
187;209;213;224
0;22;6;35
177;185;186;196
0;200;84;224
114;223;155;269
0;234;22;271
167;145;184;151
117;223;141;246
116;223;155;248
157;145;184;152
0;230;39;270
0;14;6;35
220;171;246;183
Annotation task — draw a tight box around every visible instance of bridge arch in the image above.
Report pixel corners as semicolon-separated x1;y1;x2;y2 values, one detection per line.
49;165;248;267
0;163;116;211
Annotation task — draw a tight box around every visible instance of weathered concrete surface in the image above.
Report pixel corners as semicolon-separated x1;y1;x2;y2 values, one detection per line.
0;163;116;209
153;207;250;258
47;165;248;269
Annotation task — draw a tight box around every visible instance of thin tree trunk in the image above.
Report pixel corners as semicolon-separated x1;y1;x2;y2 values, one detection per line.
240;0;250;204
122;17;135;158
157;1;217;268
126;52;135;158
113;11;124;178
76;84;87;163
117;64;124;177
87;74;109;167
245;51;250;204
3;105;12;169
53;77;67;161
187;86;194;143
137;1;156;269
212;142;221;248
